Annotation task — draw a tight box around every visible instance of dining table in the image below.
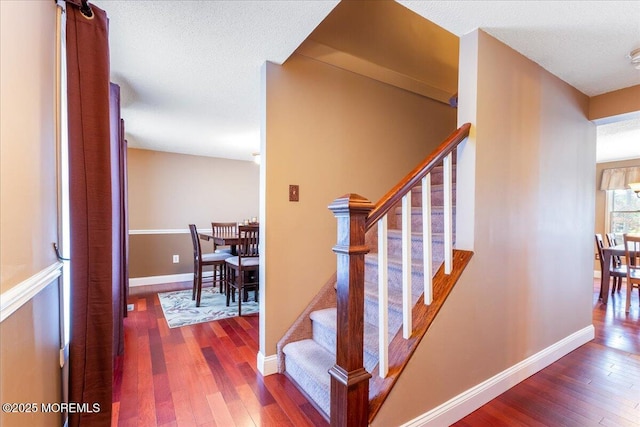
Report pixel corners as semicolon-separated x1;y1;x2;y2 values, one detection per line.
199;231;240;255
600;243;626;304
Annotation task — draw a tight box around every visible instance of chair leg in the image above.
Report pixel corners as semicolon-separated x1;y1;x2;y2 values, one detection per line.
238;271;243;317
226;265;234;307
225;265;230;306
192;261;198;300
196;264;203;307
218;264;225;294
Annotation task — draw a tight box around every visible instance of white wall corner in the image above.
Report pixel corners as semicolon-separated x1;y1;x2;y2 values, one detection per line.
399;325;595;427
257;351;278;376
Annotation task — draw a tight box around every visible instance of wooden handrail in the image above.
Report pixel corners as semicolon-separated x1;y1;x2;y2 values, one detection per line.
366;123;471;229
328;123;471;426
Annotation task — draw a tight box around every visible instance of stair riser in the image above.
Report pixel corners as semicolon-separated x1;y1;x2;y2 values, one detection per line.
429;166;457;186
430;185;456;207
394;208;457;234
408;184;456;207
282;356;330;416
311;319;379;373
364;294;405;334
364;258;438;292
379;234;446;261
311;318;336;355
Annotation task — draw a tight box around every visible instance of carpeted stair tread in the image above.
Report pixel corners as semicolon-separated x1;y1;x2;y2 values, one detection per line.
282;339;334;416
309;308;395;372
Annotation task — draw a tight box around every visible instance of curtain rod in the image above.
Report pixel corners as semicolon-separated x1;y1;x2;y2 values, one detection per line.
79;0;93;18
56;0;93;18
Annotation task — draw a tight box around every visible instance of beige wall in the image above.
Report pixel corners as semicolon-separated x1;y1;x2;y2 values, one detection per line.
373;30;595;426
263;53;457;354
1;0;58;291
1;285;62;427
129;233;194;278
589;85;640;121
0;1;62;425
127;148;259;278
127;148;259;229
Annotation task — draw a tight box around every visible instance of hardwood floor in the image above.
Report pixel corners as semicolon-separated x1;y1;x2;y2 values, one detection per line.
114;279;639;426
455;279;640;427
113;281;328;427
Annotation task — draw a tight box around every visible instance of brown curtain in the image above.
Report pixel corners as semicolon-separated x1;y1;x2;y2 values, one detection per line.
67;2;121;426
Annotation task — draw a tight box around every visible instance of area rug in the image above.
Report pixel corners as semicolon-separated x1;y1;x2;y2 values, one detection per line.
158;287;258;328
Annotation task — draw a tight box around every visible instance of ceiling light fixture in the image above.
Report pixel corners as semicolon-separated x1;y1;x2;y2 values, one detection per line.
629;182;640;197
629;48;640;70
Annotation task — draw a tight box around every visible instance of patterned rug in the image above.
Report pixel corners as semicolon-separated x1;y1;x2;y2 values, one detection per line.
158;287;258;328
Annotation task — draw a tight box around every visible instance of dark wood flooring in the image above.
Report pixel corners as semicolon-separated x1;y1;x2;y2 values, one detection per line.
455;279;640;427
112;281;328;427
113;279;640;426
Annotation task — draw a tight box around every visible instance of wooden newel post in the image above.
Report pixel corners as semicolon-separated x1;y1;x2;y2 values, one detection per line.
328;194;373;427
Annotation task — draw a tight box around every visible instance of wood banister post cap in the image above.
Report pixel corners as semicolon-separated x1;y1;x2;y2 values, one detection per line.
328;194;373;216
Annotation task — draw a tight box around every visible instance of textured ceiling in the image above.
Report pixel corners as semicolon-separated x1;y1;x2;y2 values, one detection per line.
93;0;640;161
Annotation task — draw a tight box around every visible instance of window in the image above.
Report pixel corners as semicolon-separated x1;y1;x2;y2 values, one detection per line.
607;189;640;240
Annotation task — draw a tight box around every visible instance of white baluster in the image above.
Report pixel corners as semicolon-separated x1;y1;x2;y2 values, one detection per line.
377;215;389;378
443;152;453;274
422;174;433;305
402;193;412;339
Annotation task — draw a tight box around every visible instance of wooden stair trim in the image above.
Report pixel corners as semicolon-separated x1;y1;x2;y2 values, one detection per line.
368;249;474;422
366;123;470;229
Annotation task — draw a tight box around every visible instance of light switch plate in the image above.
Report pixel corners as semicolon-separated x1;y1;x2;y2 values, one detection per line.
289;185;299;202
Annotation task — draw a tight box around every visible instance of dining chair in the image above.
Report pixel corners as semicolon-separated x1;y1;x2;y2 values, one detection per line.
189;224;232;307
595;234;625;296
606;233;624;269
622;233;640;313
211;222;237;254
225;225;259;316
604;233;624;292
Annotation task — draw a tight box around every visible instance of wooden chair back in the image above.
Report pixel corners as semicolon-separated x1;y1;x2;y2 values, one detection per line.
624;234;640;277
623;233;640;312
212;222;237;237
189;224;203;260
237;225;259;259
595;234;606;270
606;233;622;267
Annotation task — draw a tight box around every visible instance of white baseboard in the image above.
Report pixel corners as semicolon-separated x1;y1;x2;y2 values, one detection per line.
257;351;278;376
129;272;208;287
400;325;595;427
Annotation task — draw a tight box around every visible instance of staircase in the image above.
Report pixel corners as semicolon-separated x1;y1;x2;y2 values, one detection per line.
277;124;472;424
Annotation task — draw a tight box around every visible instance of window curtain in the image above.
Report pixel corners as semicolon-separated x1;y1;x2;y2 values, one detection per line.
66;2;124;426
600;166;640;191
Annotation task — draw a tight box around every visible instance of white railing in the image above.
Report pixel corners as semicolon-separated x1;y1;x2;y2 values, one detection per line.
376;157;454;378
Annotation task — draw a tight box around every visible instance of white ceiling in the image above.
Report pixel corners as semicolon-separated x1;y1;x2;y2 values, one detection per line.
93;0;640;161
596;118;640;163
